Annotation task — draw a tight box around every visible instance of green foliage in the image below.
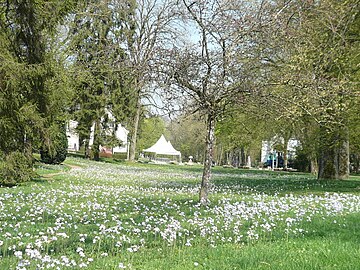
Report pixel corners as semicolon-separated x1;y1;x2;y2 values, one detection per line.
260;0;360;179
67;0;137;160
216;107;265;166
167;114;207;162
137;116;166;151
40;122;68;164
0;36;45;155
0;151;33;186
0;0;77;168
293;148;311;173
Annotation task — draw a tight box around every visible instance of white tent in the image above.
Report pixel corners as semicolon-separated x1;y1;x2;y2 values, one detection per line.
143;135;181;162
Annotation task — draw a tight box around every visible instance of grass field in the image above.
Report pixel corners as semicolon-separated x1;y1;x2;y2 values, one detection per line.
1;157;360;269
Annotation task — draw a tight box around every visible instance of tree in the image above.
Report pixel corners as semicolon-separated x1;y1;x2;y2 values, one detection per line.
122;0;178;162
349;95;360;173
162;0;265;205
40;122;68;164
166;113;207;163
215;107;266;168
0;0;76;181
67;0;137;160
137;115;166;152
259;0;360;179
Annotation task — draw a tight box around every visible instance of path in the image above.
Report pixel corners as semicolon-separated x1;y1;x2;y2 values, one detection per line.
41;163;82;179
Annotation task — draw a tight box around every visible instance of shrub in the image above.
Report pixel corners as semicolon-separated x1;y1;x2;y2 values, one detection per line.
41;122;68;164
293;151;311;172
113;152;127;160
0;152;34;186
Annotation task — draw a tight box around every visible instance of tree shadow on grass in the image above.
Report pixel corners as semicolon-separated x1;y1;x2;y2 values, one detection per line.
211;175;360;195
128;163;360;195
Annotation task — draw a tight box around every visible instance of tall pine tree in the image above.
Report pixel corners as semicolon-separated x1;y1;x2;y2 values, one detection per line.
67;0;137;160
0;1;76;182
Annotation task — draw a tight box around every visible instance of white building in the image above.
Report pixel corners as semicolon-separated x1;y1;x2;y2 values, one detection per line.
111;124;129;153
66;119;129;154
261;137;299;166
67;120;80;151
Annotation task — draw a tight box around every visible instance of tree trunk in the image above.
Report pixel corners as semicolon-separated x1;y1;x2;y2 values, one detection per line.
79;130;90;159
246;148;251;167
318;145;336;179
129;102;141;162
283;137;289;170
233;148;240;167
84;139;90;159
240;147;245;167
335;139;349;180
217;144;223;166
310;156;318;175
93;119;101;161
196;150;201;163
230;150;234;166
318;126;349;180
353;154;359;173
225;152;230;165
199;114;215;206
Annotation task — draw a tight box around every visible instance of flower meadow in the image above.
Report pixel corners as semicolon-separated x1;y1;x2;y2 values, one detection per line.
1;158;360;269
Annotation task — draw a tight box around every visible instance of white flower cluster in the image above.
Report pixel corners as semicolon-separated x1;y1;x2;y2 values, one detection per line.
0;158;359;269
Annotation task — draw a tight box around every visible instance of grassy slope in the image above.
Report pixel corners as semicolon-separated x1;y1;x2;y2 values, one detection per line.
73;160;360;269
124;213;360;270
1;157;360;269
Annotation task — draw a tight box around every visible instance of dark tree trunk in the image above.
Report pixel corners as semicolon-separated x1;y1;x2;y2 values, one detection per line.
93;119;101;161
233;148;240;167
318;144;336;179
84;139;90;159
336;139;350;179
318;126;349;180
80;132;90;159
231;149;238;167
129;102;141;161
237;150;241;168
199;114;216;206
240;147;246;167
353;154;360;173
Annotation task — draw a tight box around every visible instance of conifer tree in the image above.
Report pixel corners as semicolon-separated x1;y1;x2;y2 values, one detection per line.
68;0;137;160
0;1;76;180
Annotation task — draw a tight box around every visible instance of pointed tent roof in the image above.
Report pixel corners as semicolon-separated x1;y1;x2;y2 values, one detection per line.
165;140;181;156
143;135;181;156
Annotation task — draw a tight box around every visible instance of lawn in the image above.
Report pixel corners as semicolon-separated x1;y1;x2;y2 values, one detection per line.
1;157;360;269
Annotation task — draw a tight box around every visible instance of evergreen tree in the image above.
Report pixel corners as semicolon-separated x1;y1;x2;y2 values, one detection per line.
0;0;76;181
40;122;68;164
68;0;137;160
